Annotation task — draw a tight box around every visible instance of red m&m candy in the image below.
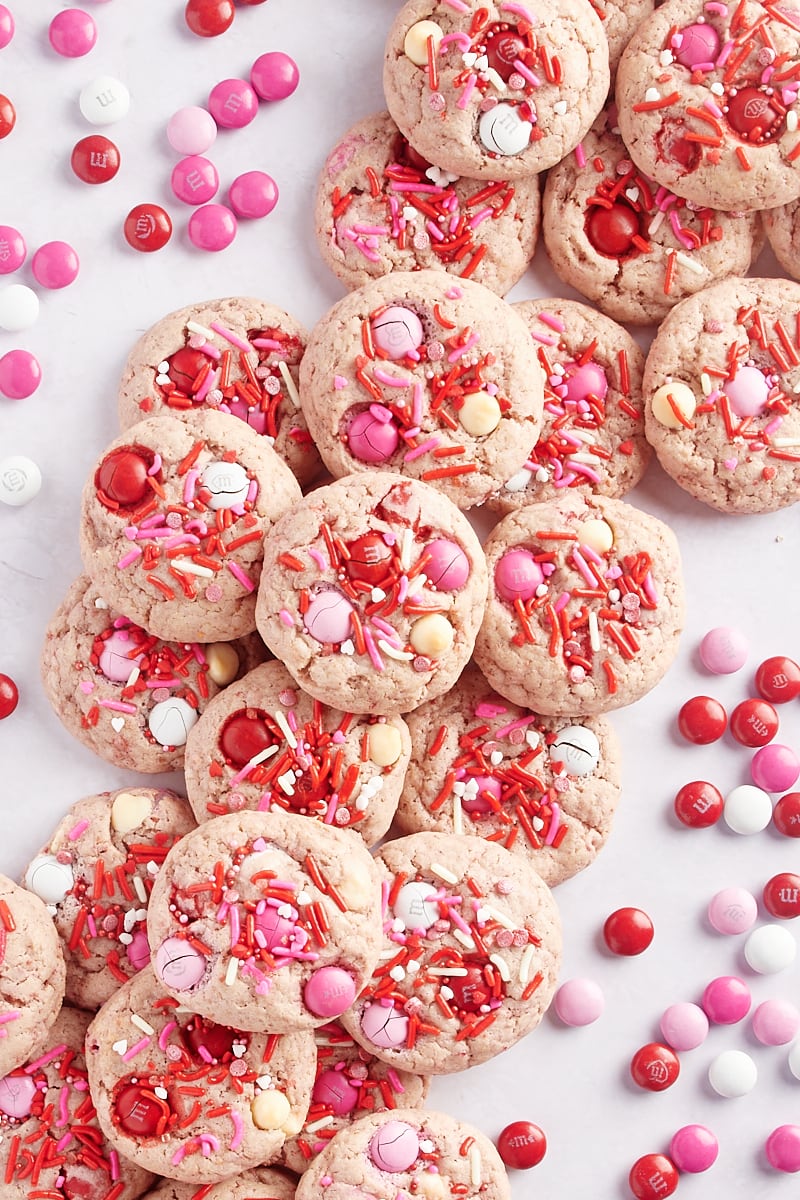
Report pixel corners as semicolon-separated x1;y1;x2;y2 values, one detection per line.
0;673;19;719
729;697;778;747
773;792;800;837
219;711;273;767
71;134;120;184
0;94;15;140
96;447;152;507
674;780;723;827
496;1121;547;1169
677;695;727;744
755;655;800;703
586;203;640;257
124;204;172;252
629;1154;679;1199
763;872;800;919
630;1042;680;1091
185;0;234;37
603;907;654;956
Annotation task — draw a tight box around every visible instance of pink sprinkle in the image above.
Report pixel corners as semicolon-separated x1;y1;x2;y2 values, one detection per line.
171;1145;188;1166
25;1045;67;1074
475;701;508;718
56;1133;73;1152
468;206;493;229
279;608;295;627
574;142;586;167
404;436;441;462
67;819;90;840
373;366;411;388
56;1085;70;1128
324;794;339;824
457;75;476;110
502;0;537;21
122;1036;151;1062
642;571;659;605
363;627;384;671
717;39;734;66
227;561;255;593
0;1011;20;1024
494;715;537;738
369;403;394;424
308;547;328;570
117;547;142;570
512;57;540;86
87;914;97;938
98;699;138;714
110;1151;120;1182
229;1109;245;1151
544;803;561;845
158;1020;177;1051
554;592;571;613
439;30;471;50
147;454;162;477
569;461;602;485
334;375;349;389
197;339;221;360
537;311;566;332
412;381;424;426
230;905;240;947
210;321;251;352
704;1;728;12
532;330;558;345
387;1068;405;1093
448;333;479;362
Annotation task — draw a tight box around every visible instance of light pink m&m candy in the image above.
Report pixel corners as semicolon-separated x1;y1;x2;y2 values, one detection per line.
250;51;300;101
208;77;258;128
171;155;219;205
154;936;206;989
707;886;757;935
304;966;357;1018
188;203;237;251
0;1075;36;1120
167;105;217;155
98;631;144;682
424;538;470;590
303;590;354;644
360;1000;408;1048
699;625;749;674
346;408;399;463
724;364;770;417
669;1125;718;1173
659;1001;709;1051
371;306;423;359
766;1126;800;1172
752;998;800;1046
228;171;278;219
49;8;97;57
702;975;751;1024
0;349;41;399
751;743;800;792
31;240;79;288
0;225;25;273
495;548;544;601
370;1121;419;1172
554;978;604;1026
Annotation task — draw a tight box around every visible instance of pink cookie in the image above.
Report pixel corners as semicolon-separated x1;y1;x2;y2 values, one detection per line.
141;1169;297;1200
0;874;65;1078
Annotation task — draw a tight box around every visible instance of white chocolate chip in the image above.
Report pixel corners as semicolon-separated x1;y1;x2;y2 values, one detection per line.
111;790;153;835
403;19;443;65
651;380;697;429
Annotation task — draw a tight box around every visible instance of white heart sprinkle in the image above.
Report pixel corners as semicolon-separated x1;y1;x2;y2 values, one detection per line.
154;1087;168;1100
112;1040;128;1056
111;716;125;733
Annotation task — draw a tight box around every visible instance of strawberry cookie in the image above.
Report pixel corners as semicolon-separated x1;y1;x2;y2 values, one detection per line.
315;110;541;294
183;661;411;846
117;297;323;490
146;811;383;1034
474;493;685;715
298;270;544;509
255;472;488;715
141;1168;297;1200
41;575;268;773
86;967;314;1184
79;411;301;643
383;0;609;179
24;786;195;1010
0;874;65;1077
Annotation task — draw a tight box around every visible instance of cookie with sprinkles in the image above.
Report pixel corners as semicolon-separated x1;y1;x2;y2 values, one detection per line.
145;810;383;1034
474;493;685;715
141;1167;297;1200
294;1108;510;1200
255;471;488;715
314;109;541;294
597;0;655;76
117;297;323;491
395;664;621;886
0;1005;154;1200
339;831;562;1075
542;107;764;325
642;275;800;512
86;967;315;1184
763;196;800;279
298;271;545;509
183;661;411;846
79;411;302;643
40;575;268;774
616;0;800;212
0;874;65;1078
383;0;610;180
490;297;649;510
23;786;196;1011
280;1018;429;1175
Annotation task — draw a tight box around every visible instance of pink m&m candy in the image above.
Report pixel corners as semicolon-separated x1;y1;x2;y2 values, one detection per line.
313;1069;359;1116
126;929;151;971
0;1075;36;1120
751;743;800;792
154;936;206;989
228;171;278;219
360;1000;408;1048
370;1121;419;1172
98;631;145;682
752;998;800;1045
554;978;604;1026
0;6;14;50
724;365;770;417
31;240;79;289
766;1126;800;1172
167;106;217;155
171;155;219;205
702;975;751;1024
346;408;399;463
495;548;544;601
250;51;300;101
562;360;607;403
208;78;258;129
673;21;720;68
188;203;237;251
669;1125;719;1173
659;1001;709;1051
699;625;749;674
303;966;357;1018
424;539;470;590
0;349;41;399
0;225;25;273
707;886;757;935
371;306;423;359
303;590;354;644
49;8;97;58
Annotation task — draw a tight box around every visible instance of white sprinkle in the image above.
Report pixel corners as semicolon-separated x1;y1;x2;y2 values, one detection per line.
370;587;386;602
553;99;567;115
453;794;463;836
354;792;370;812
648;210;665;236
462;51;478;68
489;953;511;983
675;251;706;275
589;610;600;653
157;361;170;373
130;1014;155;1035
644;87;661;103
124;666;140;689
519;943;537;985
773;436;800;447
273;709;297;749
186;320;216;340
146;861;158;876
789;110;799;133
608;588;621;603
296;890;311;906
305;1115;336;1134
340;639;355;655
405;573;427;596
225;957;239;986
256;1074;273;1090
112;1039;128;1056
277;770;296;795
155;374;171;387
132;875;147;903
429;862;459;884
278;360;300;408
453;929;476;950
710;81;724;96
118;931;133;945
440;985;454;1000
249;744;280;766
701;372;712;397
407;959;421;974
525;729;540;748
469;1145;482;1188
532;816;544;831
399;528;413;573
232;1042;246;1058
482;904;517;931
489;750;503;766
428;966;468;977
503;468;532;493
389;965;406;982
484;67;507;92
659;49;674;67
154;1086;168;1100
377;639;415;661
171;558;214;578
94;597;109;609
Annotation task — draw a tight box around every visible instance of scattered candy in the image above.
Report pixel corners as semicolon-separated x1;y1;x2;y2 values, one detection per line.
774;792;800;837
707;887;757;935
660;1002;709;1051
0;454;42;506
669;1125;718;1173
751;743;800;793
702;976;751;1024
629;1153;678;1199
674;780;723;828
48;8;97;58
496;1121;547;1170
184;0;234;37
0;349;41;399
763;872;800;920
0;283;39;331
31;240;79;289
0;6;14;50
71;133;120;183
228;170;278;218
553;978;604;1026
723;784;773;835
0;224;25;273
677;695;727;744
708;1049;757;1098
699;626;748;674
170;155;219;205
79;74;130;125
743;923;796;974
167;105;217;155
630;1042;680;1092
789;1039;800;1080
123;203;172;252
752;998;800;1046
207;77;259;129
0;93;15;139
250;51;300;101
603;907;654;956
765;1126;800;1173
187;203;237;250
0;673;19;718
755;656;800;704
729;697;779;747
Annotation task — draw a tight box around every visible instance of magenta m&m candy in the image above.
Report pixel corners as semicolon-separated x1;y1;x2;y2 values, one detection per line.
673;21;720;67
423;539;470;590
659;1002;709;1051
171;155;219;205
0;349;41;399
71;134;120;183
677;695;727;744
346;409;399;463
208;77;258;128
699;625;748;674
774;792;800;837
495;549;544;602
629;1154;678;1199
187;203;237;251
496;1121;547;1169
313;1069;358;1116
752;998;800;1046
31;241;79;289
48;8;97;57
185;0;234;37
702;975;751;1024
167;106;217;155
707;886;757;935
303;966;356;1018
0;6;14;50
250;51;300;101
766;1126;800;1172
603;907;654;956
124;204;172;252
729;697;779;747
763;872;800;919
553;978;604;1026
153;936;206;989
228;170;278;219
669;1125;718;1173
0;225;25;273
751;743;800;793
673;780;723;827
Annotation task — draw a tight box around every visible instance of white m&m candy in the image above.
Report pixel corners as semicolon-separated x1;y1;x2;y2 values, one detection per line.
549;726;601;777
744;924;796;974
79;75;130;126
200;460;249;509
0;455;42;506
478;103;531;156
